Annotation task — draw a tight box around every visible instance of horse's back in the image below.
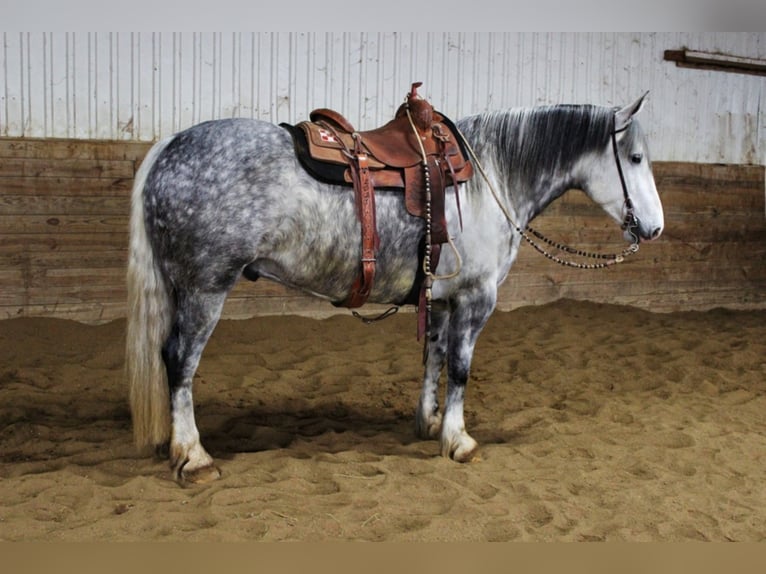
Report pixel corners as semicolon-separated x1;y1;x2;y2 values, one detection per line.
149;118;292;185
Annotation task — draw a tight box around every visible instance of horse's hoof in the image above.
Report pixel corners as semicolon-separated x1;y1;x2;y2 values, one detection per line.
178;463;222;485
170;442;219;484
441;434;479;463
452;445;480;463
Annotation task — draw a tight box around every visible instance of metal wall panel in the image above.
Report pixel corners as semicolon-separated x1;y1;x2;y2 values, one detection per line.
1;32;764;164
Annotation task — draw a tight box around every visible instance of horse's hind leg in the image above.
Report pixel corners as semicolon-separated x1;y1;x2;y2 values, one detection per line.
415;304;449;439
162;290;228;484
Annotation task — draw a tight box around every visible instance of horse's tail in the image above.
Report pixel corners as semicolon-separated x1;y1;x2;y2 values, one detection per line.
126;136;175;452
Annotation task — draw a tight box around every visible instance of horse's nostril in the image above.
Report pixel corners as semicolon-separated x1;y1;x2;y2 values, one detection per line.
651;227;662;239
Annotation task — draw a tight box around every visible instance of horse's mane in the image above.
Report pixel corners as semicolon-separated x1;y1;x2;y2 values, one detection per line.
457;104;641;189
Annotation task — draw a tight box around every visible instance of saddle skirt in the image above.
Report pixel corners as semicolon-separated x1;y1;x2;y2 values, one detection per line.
281;82;473;312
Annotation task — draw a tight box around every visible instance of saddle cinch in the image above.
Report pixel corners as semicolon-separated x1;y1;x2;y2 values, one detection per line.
282;82;473;321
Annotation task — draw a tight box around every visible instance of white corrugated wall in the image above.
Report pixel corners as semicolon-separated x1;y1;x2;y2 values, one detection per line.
1;32;764;164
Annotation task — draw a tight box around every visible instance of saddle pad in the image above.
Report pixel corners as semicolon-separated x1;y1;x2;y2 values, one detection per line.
300;123;388;169
281;123;350;186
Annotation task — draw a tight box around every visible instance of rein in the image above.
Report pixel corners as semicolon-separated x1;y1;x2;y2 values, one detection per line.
456;114;641;270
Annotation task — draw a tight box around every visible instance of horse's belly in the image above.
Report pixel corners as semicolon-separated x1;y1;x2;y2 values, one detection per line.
253;201;424;305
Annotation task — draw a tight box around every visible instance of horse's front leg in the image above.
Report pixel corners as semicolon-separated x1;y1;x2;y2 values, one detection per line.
415;303;450;439
441;289;496;462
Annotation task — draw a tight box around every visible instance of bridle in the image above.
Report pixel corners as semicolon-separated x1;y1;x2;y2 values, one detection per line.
612;115;641;246
459;111;642;269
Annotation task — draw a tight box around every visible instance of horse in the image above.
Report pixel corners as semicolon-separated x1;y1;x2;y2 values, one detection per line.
126;92;664;484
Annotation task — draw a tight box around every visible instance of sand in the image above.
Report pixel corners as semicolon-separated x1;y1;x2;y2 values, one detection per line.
1;299;765;542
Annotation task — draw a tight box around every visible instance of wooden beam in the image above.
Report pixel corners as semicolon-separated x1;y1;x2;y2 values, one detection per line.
664;49;766;77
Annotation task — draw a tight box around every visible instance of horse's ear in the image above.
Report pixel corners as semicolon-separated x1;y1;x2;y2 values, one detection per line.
615;91;649;132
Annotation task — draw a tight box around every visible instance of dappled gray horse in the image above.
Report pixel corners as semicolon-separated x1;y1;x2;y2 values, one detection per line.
127;94;664;483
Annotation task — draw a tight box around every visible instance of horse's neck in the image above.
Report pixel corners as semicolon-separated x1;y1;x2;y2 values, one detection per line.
515;173;574;226
459;111;580;229
469;151;574;231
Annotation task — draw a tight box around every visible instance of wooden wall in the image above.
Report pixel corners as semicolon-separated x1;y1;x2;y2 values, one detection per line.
1;138;764;324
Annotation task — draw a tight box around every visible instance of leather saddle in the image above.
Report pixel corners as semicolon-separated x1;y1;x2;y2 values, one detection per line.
282;82;473;312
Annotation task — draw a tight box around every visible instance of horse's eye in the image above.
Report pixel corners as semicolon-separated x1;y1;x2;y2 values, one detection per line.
631;153;643;164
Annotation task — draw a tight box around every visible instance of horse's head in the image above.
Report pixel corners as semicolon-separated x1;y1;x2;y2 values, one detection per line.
583;93;664;244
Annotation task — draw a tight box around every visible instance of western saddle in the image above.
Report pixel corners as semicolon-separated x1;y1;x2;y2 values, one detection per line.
282;83;473;337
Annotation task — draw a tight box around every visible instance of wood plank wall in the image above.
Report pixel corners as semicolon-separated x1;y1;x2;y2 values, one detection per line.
498;162;766;313
1;138;764;324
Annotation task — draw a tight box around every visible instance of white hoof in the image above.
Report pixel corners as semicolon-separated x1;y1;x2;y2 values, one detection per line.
170;441;221;484
440;430;479;462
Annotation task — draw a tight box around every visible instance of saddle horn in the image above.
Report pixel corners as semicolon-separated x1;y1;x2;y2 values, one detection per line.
407;82;433;132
